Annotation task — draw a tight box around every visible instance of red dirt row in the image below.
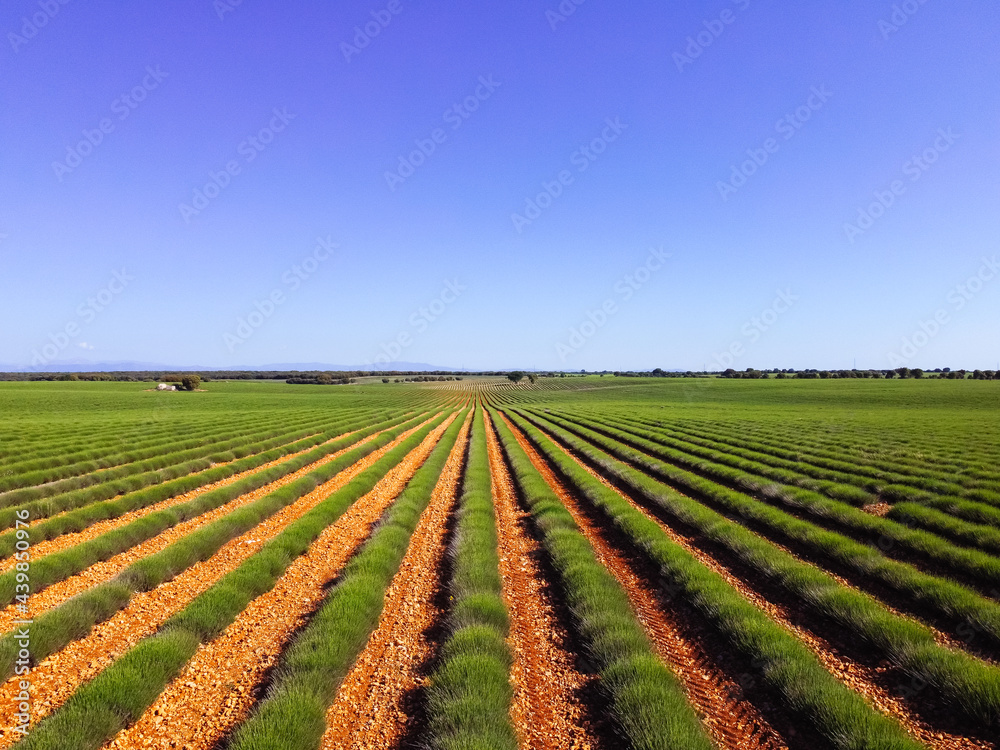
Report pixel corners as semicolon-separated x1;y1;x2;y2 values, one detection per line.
518;414;991;750
318;411;473;748
483;413;598;750
0;415;446;746
497;412;788;750
0;429;382;637
98;411;460;750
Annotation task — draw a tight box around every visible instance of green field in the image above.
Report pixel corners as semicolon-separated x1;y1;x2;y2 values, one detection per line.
0;376;997;750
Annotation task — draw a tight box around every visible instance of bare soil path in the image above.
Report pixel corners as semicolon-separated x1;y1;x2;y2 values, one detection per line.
0;416;446;747
520;412;993;750
95;412;458;750
0;430;388;637
498;412;788;750
318;411;473;749
484;413;598;750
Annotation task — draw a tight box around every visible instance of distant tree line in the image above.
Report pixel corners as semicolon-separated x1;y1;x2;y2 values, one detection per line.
720;367;999;380
286;374;356;385
614;368;705;378
608;367;1000;380
3;367;997;383
0;371;212;386
382;375;462;383
287;374;465;385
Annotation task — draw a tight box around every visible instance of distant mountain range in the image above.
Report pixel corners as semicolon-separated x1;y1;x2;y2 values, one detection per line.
0;360;465;373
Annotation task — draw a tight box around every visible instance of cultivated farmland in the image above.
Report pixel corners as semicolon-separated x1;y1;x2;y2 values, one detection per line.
1;377;998;750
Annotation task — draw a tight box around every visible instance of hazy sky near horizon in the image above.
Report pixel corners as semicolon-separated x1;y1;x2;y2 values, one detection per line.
1;0;998;371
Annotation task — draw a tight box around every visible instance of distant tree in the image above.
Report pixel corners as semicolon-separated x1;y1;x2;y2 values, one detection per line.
895;367;910;379
180;374;201;391
507;371;524;383
317;373;334;385
911;368;924;378
382;378;390;383
527;373;537;384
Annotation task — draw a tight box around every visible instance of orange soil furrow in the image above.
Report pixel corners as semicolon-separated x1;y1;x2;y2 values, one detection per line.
319;411;473;749
2;433;339;575
483;412;597;750
522;415;990;750
0;415;445;746
498;413;787;750
98;411;458;750
0;428;392;638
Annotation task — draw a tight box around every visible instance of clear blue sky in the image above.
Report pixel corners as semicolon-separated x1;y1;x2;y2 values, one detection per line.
2;0;998;371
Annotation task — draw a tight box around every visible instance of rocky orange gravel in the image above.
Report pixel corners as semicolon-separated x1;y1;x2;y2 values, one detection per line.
484;412;597;750
319;410;473;749
498;412;788;750
0;415;444;746
519;414;991;750
96;411;459;750
0;428;392;637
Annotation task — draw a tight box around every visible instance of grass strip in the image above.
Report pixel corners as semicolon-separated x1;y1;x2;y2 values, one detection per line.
919;495;1000;528
0;417;322;509
546;411;1000;646
490;410;714;750
0;411;414;606
596;412;881;505
510;410;926;749
0;414;273;477
613;413;971;497
560;411;1000;602
889;502;1000;558
679;415;1000;493
0;411;311;493
0;411;441;680
425;408;517;750
223;409;469;750
525;408;1000;732
0;410;401;557
0;412;385;533
602;411;1000;512
10;409;465;750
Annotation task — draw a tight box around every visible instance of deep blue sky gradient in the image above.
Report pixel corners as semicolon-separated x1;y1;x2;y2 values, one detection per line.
2;0;998;370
